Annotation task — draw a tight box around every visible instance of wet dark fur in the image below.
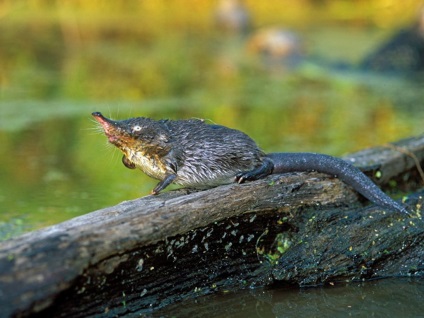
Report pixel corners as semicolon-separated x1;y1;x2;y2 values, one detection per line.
92;112;408;215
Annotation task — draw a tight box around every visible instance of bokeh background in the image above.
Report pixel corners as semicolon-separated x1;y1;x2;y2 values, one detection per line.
1;0;424;237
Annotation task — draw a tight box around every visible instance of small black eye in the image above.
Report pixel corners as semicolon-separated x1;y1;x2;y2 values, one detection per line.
132;125;142;132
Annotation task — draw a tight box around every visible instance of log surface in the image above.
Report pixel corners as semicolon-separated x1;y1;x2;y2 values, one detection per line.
0;136;424;317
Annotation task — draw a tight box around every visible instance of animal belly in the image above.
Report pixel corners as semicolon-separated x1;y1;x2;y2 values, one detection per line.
174;165;237;188
131;152;167;181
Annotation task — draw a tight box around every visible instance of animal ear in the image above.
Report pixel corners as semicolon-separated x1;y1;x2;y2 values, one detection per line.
122;155;136;169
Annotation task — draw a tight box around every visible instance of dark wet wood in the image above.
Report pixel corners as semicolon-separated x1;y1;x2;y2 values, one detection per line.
0;136;423;318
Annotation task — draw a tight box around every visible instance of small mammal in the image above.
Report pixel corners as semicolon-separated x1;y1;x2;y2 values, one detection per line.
92;112;408;215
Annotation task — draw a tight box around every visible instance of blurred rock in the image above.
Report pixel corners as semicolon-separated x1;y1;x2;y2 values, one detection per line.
247;27;304;71
360;6;424;74
214;0;252;35
213;2;304;74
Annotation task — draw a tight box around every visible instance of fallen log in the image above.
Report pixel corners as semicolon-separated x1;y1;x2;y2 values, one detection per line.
0;136;423;317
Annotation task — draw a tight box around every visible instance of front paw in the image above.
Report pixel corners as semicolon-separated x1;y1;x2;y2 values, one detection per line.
122;155;136;169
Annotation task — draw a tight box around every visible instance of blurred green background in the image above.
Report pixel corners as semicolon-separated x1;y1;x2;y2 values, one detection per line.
0;0;424;237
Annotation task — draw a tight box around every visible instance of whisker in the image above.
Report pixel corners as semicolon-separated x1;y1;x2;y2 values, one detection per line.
88;118;103;125
81;118;104;135
98;143;117;169
85;131;104;136
111;146;119;164
83;126;103;132
83;127;104;135
83;124;103;130
108;106;115;121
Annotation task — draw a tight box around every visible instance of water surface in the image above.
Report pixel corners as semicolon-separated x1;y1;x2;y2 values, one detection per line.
152;278;424;317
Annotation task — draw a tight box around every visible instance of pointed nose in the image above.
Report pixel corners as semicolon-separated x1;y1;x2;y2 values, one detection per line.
92;111;106;121
92;112;113;125
92;111;103;117
92;112;121;136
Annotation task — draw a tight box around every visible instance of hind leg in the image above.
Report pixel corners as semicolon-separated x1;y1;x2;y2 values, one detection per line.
235;158;274;183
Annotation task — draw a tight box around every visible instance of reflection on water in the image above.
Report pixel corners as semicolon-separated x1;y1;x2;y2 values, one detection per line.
153;278;424;317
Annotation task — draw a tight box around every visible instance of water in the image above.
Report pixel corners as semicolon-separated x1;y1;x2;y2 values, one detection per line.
152;278;424;317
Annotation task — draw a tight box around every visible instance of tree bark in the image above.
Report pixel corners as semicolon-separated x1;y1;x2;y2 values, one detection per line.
0;136;423;318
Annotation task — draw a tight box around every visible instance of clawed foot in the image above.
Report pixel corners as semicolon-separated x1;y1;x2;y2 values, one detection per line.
151;173;177;195
236;159;274;184
235;172;256;184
